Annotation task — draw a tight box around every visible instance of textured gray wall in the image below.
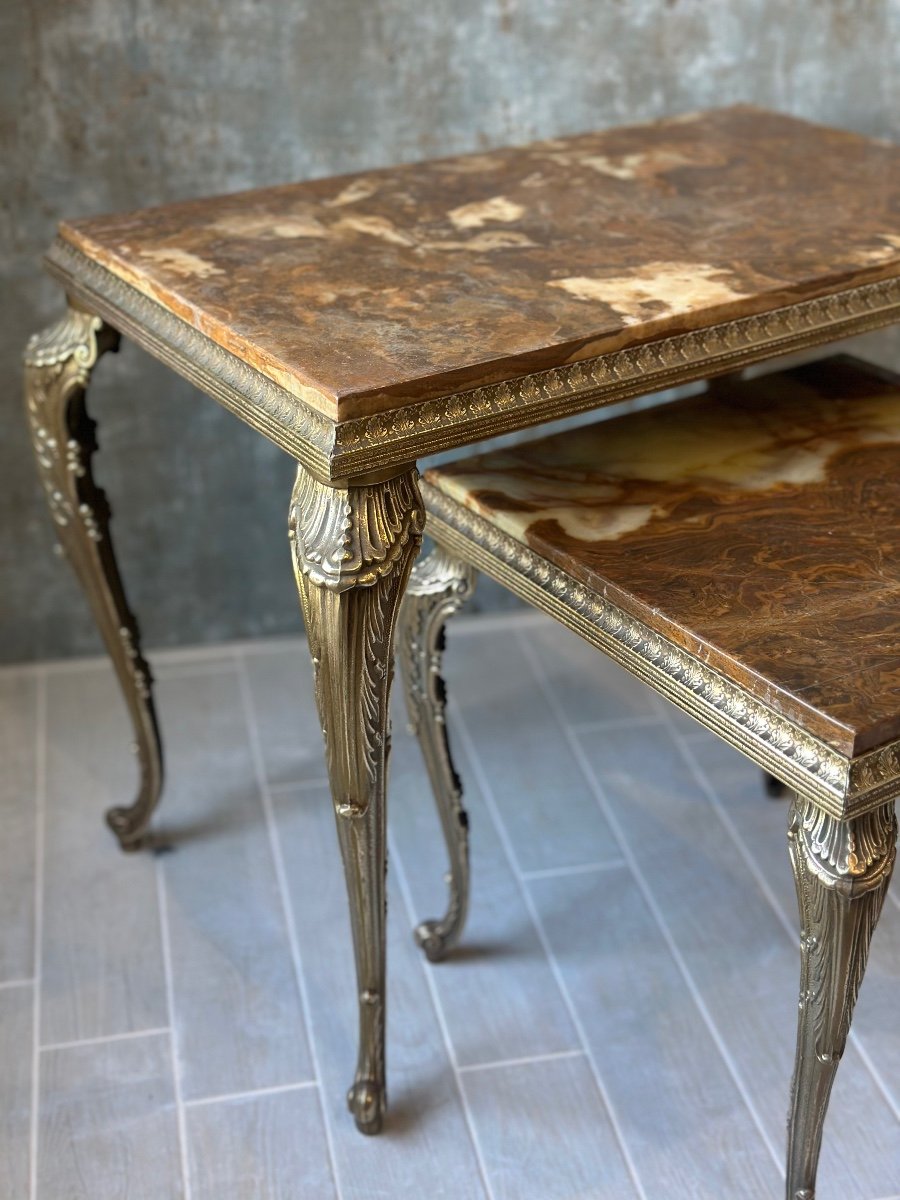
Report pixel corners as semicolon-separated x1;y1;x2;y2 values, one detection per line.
3;0;898;662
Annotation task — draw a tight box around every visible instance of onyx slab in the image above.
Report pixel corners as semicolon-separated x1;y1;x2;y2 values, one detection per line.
56;107;899;429
425;358;900;760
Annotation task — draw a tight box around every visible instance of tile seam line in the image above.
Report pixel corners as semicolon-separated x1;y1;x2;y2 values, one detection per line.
448;693;648;1200
183;1079;319;1109
234;647;342;1200
155;852;193;1199
389;828;498;1200
658;698;900;1126
516;628;785;1177
28;666;46;1200
457;1048;586;1074
520;859;627;881
40;1026;171;1052
0;978;34;990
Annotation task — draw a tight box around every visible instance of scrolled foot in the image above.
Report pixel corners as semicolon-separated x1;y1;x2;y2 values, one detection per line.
414;918;453;963
347;1078;385;1135
105;795;157;850
104;721;163;849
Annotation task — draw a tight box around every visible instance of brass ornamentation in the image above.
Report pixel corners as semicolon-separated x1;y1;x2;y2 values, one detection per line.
422;483;900;821
289;464;425;1133
787;796;897;1198
46;237;900;482
399;548;476;961
24;306;163;848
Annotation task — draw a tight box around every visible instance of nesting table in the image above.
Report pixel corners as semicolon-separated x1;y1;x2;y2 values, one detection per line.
24;106;900;1185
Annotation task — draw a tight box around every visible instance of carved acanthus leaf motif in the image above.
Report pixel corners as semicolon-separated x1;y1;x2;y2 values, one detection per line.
795;800;897;890
290;466;425;812
24;307;104;372
290;468;425;591
401;547;476;722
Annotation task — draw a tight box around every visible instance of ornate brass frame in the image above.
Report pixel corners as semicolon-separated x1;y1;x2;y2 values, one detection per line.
45;237;900;482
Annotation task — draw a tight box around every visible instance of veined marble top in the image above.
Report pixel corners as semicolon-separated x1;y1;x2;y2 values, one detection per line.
425;358;900;757
58;107;899;422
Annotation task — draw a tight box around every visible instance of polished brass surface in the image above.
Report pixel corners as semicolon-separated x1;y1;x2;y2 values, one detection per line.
289;465;425;1133
399;548;476;961
422;485;900;822
787;796;897;1199
45;237;900;483
23;306;163;848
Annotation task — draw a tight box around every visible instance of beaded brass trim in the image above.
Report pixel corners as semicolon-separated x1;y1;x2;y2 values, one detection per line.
46;237;900;481
421;482;900;821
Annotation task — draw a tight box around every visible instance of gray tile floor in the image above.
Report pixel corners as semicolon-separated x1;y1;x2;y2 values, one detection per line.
2;610;900;1200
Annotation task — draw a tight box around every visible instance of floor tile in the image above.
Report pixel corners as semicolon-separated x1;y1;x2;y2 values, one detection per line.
155;663;313;1101
186;1087;337;1200
0;671;37;982
526;619;659;728
461;1053;638;1200
445;629;620;873
0;983;32;1199
41;667;166;1044
241;641;327;789
390;725;580;1066
38;1032;182;1200
529;864;783;1198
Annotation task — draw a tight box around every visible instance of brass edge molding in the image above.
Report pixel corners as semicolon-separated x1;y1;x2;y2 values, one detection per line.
421;483;900;821
44;238;337;478
45;237;900;480
332;276;900;473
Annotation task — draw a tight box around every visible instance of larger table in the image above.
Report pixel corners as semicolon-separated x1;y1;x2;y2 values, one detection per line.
24;106;900;1141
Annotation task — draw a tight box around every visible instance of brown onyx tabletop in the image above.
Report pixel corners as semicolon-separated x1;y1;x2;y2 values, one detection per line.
54;106;899;434
425;358;900;758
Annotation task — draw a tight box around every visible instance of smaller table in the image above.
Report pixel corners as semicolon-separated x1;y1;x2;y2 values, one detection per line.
410;355;900;1198
23;106;900;1142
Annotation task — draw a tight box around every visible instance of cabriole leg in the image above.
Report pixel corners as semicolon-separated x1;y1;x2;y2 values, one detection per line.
786;795;897;1198
399;547;475;961
289;463;424;1134
24;304;163;849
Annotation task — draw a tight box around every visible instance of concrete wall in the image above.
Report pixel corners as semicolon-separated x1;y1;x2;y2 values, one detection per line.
3;0;897;661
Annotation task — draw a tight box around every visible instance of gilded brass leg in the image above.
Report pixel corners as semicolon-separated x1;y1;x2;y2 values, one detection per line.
24;305;163;849
786;795;897;1199
399;548;475;961
289;464;424;1134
